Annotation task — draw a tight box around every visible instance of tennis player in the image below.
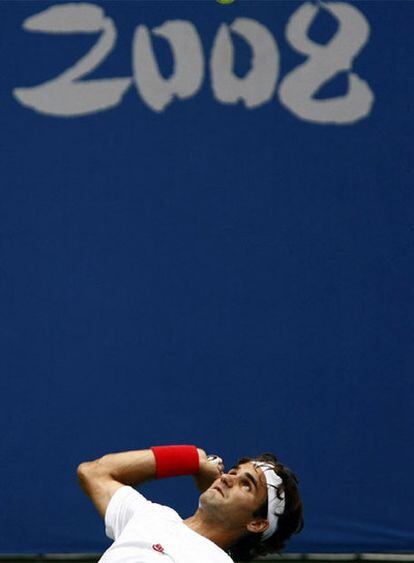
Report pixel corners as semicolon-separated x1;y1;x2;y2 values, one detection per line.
78;445;303;562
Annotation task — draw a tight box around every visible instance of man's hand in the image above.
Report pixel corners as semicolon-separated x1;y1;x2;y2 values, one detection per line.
192;449;225;493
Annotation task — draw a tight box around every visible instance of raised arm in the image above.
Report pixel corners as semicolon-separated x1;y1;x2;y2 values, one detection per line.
77;449;156;518
77;446;223;519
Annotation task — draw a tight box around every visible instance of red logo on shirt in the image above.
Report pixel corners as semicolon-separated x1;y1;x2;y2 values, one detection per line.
152;544;165;553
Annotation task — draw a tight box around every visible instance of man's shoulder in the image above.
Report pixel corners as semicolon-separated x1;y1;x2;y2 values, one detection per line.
179;526;233;563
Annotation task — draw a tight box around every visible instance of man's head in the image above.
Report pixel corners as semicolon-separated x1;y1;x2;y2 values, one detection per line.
199;453;304;561
199;460;269;534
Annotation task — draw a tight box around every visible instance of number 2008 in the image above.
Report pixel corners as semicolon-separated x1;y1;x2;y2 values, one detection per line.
14;2;374;124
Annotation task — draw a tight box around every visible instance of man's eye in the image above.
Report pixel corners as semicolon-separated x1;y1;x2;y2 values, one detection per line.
243;481;251;490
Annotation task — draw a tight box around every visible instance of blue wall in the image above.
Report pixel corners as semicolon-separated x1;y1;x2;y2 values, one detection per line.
1;0;413;553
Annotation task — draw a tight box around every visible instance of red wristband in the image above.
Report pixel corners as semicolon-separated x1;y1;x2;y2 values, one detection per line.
151;445;200;479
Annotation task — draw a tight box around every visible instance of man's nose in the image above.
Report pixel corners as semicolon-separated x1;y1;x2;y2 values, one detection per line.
221;473;234;487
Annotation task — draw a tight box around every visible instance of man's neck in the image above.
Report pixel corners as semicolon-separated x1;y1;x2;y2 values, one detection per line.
183;509;240;550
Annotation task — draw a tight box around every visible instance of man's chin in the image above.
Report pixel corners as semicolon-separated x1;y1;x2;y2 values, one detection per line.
199;487;219;508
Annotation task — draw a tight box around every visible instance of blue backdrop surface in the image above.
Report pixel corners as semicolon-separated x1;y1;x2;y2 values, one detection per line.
0;0;413;554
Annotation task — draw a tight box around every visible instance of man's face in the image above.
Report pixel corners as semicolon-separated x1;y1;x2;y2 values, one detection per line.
199;461;269;534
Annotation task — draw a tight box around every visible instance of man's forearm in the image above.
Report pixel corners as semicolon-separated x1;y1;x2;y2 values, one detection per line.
79;449;156;487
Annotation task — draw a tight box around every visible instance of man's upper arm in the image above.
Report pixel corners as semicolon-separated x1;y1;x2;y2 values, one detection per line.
77;461;125;519
104;485;155;540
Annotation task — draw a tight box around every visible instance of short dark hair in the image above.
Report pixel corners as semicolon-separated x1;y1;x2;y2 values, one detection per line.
228;453;304;561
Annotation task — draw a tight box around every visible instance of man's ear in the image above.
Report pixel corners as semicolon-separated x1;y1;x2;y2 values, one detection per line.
247;518;269;535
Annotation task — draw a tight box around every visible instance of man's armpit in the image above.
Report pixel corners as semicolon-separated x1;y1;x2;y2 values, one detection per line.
104;486;151;539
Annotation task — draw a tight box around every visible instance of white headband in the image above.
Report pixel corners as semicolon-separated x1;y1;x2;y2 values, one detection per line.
253;461;285;541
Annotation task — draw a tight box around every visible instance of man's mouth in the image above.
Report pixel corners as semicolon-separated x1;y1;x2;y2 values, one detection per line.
213;486;224;497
